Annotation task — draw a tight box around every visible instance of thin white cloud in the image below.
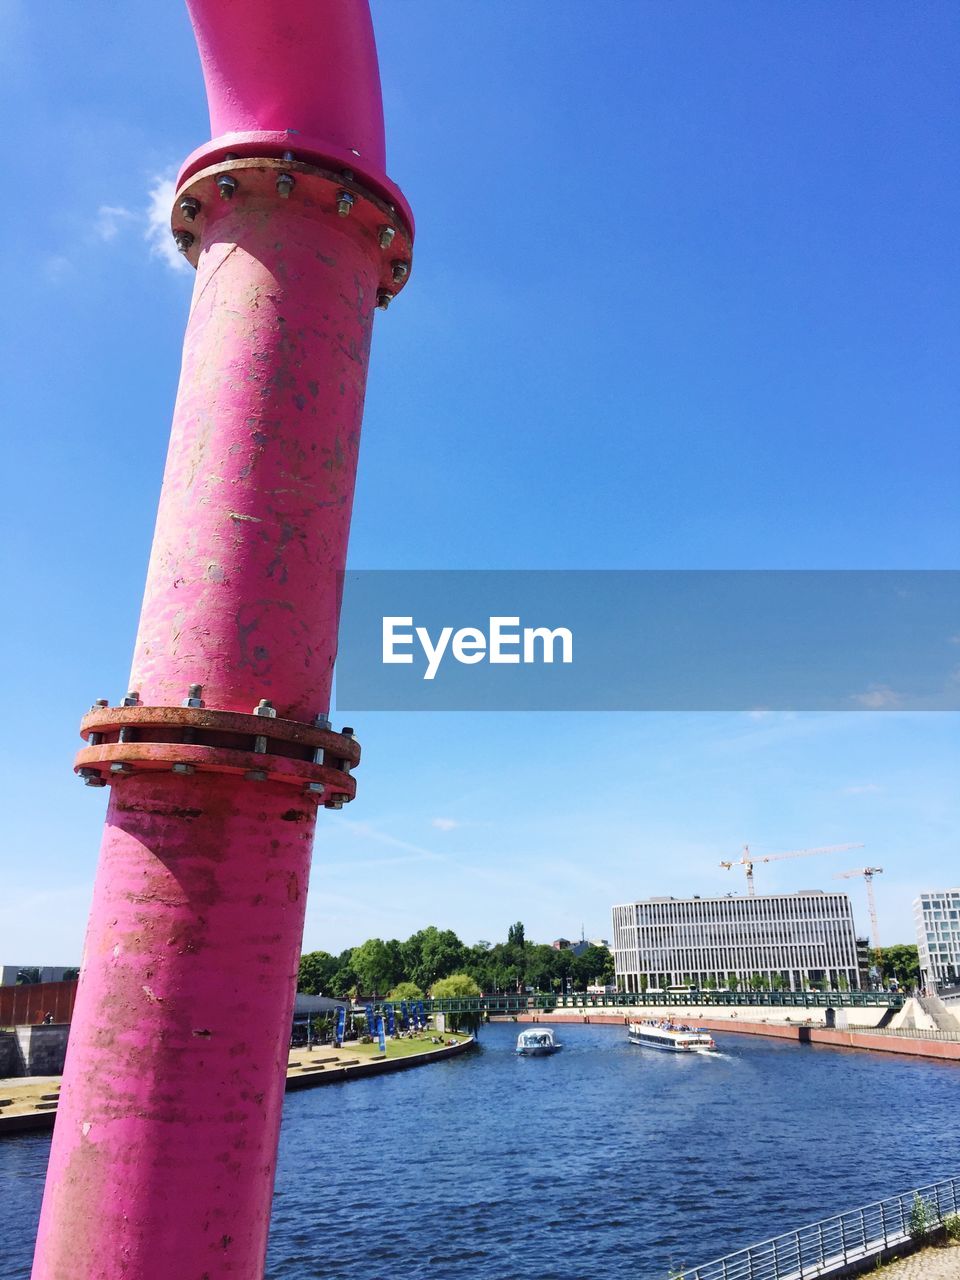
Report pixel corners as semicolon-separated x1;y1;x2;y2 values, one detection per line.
96;205;136;242
431;817;460;831
851;685;902;710
42;254;74;284
337;819;445;862
145;174;190;273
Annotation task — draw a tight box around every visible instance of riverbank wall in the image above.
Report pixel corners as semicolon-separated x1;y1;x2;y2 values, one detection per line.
0;1036;477;1136
510;1010;960;1062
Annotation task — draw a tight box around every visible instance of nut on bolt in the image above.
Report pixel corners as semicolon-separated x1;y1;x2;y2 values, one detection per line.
378;225;396;249
173;230;194;255
123;691;140;706
376;289;393;310
79;768;106;788
216;173;238;200
254;699;277;718
182;684;204;708
172;763;195;775
245;769;268;782
391;261;410;284
276;172;295;198
179;196;201;223
305;782;325;797
336;191;355;217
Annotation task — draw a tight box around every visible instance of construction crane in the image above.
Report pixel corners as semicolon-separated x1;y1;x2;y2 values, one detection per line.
719;843;864;896
835;867;884;958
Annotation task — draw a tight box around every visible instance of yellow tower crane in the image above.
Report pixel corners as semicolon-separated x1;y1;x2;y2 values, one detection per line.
719;843;864;896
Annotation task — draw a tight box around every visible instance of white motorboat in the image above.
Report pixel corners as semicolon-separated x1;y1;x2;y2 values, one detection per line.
628;1019;717;1053
516;1027;563;1056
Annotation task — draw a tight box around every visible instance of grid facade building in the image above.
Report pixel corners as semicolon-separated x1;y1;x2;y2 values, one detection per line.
913;889;960;990
612;892;861;993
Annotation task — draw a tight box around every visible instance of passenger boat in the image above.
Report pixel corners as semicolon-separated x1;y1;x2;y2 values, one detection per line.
515;1028;563;1056
628;1020;717;1053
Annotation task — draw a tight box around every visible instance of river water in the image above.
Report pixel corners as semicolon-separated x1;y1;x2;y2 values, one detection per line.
2;1022;958;1279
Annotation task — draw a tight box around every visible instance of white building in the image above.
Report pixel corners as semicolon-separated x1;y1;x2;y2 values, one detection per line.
611;891;861;993
913;889;960;991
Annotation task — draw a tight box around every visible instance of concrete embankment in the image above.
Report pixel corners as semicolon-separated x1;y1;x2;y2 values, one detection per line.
511;1009;960;1062
0;1036;477;1136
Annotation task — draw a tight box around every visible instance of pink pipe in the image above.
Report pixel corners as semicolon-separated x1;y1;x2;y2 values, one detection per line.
31;3;410;1276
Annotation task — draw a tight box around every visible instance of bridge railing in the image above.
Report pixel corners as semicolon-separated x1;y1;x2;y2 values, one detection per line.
677;1174;959;1280
375;989;902;1016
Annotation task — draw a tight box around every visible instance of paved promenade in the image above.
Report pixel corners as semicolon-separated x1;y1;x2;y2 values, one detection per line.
878;1244;960;1276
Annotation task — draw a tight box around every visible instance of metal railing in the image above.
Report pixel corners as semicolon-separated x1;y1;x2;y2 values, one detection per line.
676;1175;959;1280
847;1023;960;1043
409;989;903;1016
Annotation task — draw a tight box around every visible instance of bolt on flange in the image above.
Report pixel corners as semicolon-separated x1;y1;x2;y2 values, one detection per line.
276;173;295;199
376;289;393;310
216;174;238;200
182;684;204;708
391;261;409;284
336;191;355;217
179;197;201;223
378;225;396;249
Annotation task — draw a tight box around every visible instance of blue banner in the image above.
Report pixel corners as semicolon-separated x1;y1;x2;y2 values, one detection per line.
386;1004;395;1036
400;1001;409;1030
365;1004;375;1036
377;1016;386;1054
335;1006;346;1047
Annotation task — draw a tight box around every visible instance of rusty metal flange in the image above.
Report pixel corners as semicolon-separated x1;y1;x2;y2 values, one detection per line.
170;156;412;304
75;705;359;807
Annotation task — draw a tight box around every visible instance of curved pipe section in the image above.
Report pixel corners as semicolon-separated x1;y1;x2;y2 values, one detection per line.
180;0;411;228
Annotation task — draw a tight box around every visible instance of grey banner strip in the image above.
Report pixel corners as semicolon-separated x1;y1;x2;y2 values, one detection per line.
335;571;960;711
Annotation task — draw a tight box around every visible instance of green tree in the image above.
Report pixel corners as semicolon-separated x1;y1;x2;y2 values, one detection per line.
749;973;767;991
639;974;649;993
401;926;466;992
878;944;919;987
525;944;559;992
388;981;424;1000
331;949;358;997
429;974;482;999
507;922;525;948
351;938;400;996
16;968;40;985
726;973;740;992
573;945;614;989
298;950;338;995
62;968;80;982
771;973;785;991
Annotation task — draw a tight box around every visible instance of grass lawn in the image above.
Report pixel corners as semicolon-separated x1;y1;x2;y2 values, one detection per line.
344;1033;470;1060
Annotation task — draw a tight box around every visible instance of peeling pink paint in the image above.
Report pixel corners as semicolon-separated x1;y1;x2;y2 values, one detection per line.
31;3;410;1276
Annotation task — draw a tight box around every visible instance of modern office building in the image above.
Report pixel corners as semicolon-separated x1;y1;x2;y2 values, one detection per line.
611;891;861;992
913;889;960;991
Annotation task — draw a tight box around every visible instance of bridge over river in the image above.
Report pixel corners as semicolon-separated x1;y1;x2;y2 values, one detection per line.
372;988;903;1016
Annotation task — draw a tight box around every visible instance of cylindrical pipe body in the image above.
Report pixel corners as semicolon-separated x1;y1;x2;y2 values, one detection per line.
32;774;315;1278
31;9;404;1270
130;190;378;718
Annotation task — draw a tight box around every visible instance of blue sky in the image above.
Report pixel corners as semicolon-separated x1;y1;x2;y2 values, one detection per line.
1;1;957;962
